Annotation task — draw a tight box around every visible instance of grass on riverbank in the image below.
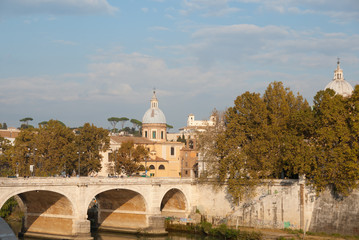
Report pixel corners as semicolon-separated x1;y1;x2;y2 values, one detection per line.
166;220;262;240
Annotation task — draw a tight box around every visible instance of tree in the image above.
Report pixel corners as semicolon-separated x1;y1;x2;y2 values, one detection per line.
197;109;225;177
108;117;121;133
166;124;173;132
33;120;77;176
119;117;129;130
2;123;7;129
19;117;33;126
307;88;359;196
75;123;110;176
177;135;186;143
210;82;312;201
130;119;142;130
12;128;38;176
111;141;148;175
0;136;13;176
38;121;48;126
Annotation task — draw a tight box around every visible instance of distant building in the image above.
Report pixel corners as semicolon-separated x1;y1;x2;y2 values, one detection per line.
167;114;216;141
99;91;184;177
325;59;354;97
167;114;217;178
0;127;20;145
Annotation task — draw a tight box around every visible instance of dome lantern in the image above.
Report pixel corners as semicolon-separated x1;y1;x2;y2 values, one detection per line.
325;59;353;97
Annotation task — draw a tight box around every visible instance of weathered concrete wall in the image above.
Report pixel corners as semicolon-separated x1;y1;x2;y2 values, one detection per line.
308;188;359;236
194;179;359;236
195;180;304;229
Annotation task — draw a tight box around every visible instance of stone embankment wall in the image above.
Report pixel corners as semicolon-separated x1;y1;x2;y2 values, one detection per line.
193;179;359;236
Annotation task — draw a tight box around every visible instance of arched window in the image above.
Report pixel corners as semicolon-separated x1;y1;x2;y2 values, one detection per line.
152;131;156;139
145;131;148;138
189;140;194;149
161;131;164;139
149;165;155;170
159;165;165;170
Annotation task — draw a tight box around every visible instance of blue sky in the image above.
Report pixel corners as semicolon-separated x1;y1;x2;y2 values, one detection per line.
0;0;358;131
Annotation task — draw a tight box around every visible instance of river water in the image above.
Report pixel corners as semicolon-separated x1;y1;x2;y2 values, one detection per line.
8;221;216;240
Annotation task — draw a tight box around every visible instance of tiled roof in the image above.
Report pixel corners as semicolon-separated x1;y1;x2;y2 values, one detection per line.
110;136;154;144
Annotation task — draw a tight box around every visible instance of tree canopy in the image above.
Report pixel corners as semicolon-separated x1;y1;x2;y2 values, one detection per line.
110;141;148;175
108;117;121;133
8;120;109;177
201;81;358;201
119;117;129;130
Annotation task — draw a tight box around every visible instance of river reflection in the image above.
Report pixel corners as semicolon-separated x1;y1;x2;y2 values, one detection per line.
93;232;216;240
9;221;215;240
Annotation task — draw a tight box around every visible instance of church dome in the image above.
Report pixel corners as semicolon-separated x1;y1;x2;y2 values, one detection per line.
325;59;353;97
142;91;166;124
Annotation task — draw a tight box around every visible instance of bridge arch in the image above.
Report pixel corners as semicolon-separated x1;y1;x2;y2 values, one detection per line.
87;187;149;232
0;188;76;237
160;188;188;218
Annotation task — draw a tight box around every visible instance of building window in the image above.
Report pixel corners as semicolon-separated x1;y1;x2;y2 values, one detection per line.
171;147;175;156
185;170;188;175
150;173;155;177
145;131;148;138
185;162;188;167
189;140;194;149
108;152;113;162
159;165;165;170
152;131;156;139
161;131;164;139
149;165;155;170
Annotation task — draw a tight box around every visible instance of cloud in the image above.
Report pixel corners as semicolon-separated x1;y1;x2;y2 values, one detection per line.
0;0;118;16
53;40;77;45
180;0;241;17
149;26;170;31
188;24;359;69
255;0;359;22
179;0;359;21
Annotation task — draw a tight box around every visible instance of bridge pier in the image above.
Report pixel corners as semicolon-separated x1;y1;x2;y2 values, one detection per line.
71;219;92;239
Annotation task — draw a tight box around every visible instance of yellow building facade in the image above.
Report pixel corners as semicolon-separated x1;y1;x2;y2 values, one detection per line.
99;91;184;177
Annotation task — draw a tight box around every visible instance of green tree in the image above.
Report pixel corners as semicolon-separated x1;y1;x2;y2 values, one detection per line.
112;141;148;175
130;119;142;130
34;120;77;176
307;88;359;196
166;124;173;132
119;117;129;130
75;123;110;176
212;82;312;201
0;136;13;176
12;128;37;176
108;117;121;133
2;123;7;129
19;117;33;128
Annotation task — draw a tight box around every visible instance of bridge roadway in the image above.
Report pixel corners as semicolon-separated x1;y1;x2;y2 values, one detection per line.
0;177;195;239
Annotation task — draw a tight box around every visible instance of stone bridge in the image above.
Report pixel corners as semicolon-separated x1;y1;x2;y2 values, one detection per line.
0;177;196;239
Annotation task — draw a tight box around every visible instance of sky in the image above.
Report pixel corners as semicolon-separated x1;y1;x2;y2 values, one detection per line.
0;0;358;131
